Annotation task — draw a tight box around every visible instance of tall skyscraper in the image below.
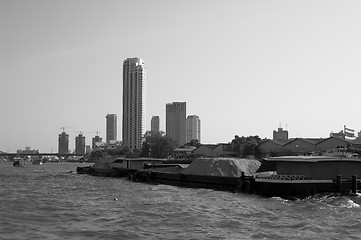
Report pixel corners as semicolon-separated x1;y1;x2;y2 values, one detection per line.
106;114;117;143
166;102;186;146
151;116;160;133
75;133;86;155
123;57;146;149
58;131;69;154
186;115;201;143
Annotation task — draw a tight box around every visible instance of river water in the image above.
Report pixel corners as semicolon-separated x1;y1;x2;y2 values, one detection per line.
1;161;361;240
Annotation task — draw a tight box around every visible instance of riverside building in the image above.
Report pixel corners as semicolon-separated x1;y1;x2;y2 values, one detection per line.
123;57;146;149
106;114;117;144
186;115;201;143
166;102;186;146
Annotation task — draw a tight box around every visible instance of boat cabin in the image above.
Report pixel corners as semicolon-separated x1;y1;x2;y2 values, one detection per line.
257;156;361;180
92;157;167;170
112;158;166;170
13;157;25;167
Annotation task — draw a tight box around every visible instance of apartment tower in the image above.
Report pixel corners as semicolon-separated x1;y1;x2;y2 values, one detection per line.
58;131;69;154
273;127;288;141
75;133;86;155
151;116;160;133
92;135;102;149
166;102;186;146
123;57;146;149
186;115;201;143
106;114;117;143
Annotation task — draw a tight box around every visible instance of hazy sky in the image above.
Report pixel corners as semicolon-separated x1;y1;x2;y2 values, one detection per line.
1;0;361;152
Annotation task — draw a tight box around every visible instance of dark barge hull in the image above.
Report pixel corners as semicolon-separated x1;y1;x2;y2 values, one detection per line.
133;170;247;192
254;179;361;197
76;166;137;177
90;168;138;177
134;169;361;197
76;166;91;174
77;166;361;197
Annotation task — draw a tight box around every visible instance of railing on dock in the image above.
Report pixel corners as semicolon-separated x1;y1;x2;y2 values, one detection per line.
256;175;307;181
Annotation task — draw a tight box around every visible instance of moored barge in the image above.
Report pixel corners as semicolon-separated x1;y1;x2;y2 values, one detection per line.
253;156;361;197
77;156;361;198
132;156;361;197
77;157;170;177
132;158;259;192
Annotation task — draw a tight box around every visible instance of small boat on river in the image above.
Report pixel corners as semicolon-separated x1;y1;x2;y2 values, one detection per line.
13;157;25;167
32;159;43;165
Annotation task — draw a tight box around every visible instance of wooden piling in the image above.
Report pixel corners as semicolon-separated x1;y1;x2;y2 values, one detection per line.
241;172;245;180
336;175;342;193
352;175;357;194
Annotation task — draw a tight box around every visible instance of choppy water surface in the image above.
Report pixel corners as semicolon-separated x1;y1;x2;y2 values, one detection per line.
1;162;361;240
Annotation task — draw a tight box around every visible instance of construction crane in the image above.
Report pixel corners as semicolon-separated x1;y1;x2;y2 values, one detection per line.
88;131;101;136
72;131;84;135
60;127;73;133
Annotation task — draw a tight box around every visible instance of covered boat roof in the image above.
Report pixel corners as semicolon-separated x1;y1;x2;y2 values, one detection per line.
113;158;168;163
263;156;361;162
256;156;361;173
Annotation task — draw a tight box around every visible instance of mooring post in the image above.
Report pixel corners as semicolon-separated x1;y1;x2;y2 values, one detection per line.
241;172;245;181
336;175;342;194
352;175;357;194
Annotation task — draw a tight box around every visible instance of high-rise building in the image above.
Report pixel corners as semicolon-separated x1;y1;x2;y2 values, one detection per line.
273;127;289;141
85;145;91;154
106;114;117;143
123;57;146;149
151;116;160;133
186;115;201;143
92;135;102;149
58;131;69;154
166;102;186;146
75;133;86;155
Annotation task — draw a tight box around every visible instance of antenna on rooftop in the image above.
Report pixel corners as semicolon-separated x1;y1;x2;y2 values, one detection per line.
60;126;73;133
88;131;101;136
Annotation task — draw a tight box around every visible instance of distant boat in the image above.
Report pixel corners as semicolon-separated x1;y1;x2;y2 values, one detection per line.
13;157;25;167
32;159;43;165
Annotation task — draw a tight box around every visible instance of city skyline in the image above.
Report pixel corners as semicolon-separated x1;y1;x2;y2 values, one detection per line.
1;1;361;152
